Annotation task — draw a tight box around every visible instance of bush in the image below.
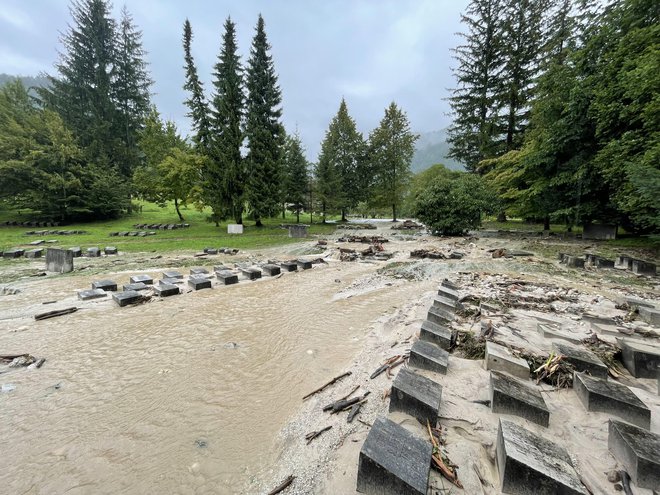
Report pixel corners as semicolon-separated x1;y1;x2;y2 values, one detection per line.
413;172;497;235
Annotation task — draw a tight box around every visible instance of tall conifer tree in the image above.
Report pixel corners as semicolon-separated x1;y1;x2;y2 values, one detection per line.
182;19;211;153
282;133;309;223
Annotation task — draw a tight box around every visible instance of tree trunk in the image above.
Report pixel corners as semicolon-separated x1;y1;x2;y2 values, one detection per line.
497;211;507;223
174;198;184;222
234;206;243;225
392;204;397;222
543;215;550;231
341;208;347;222
322;202;326;224
296;210;300;223
282;205;286;219
255;217;263;227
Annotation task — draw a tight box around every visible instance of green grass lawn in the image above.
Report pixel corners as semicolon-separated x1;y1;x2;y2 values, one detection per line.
0;201;337;253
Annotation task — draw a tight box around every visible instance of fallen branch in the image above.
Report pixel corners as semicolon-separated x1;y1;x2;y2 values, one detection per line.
347;403;362;423
305;426;332;445
35;307;78;320
370;355;401;379
267;475;295;495
322;385;360;411
620;470;633;495
427;420;463;488
302;372;351;400
357;419;372;427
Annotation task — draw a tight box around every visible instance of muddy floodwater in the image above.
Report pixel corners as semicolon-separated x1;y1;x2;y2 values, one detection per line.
0;259;421;494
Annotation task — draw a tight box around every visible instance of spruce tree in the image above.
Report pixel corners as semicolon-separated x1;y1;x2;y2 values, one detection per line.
244;14;284;227
368;102;418;221
315;133;341;223
282;133;309;223
182;19;212;152
210;17;245;224
447;0;506;171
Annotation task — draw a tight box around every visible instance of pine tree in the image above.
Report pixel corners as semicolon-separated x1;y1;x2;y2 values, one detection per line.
210;17;245;224
282;132;309;223
447;0;506;171
368;102;418;221
315;134;341;223
182;19;211;152
244;14;284;227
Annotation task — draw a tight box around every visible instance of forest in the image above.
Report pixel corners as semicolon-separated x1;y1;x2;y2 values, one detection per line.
0;0;657;235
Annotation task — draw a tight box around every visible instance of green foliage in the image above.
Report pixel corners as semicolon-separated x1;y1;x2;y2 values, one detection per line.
282;133;309;222
182;19;212;152
404;163;457;214
413;171;498;235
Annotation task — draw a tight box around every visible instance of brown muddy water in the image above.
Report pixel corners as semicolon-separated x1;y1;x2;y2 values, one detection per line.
0;260;418;494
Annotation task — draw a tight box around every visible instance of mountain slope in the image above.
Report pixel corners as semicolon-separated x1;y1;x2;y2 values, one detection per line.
411;130;464;173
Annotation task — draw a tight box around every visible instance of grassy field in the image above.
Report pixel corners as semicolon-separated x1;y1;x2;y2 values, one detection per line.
0;202;337;253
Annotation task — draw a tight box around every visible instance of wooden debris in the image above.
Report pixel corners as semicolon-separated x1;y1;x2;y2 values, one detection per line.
302;371;351;400
305;426;332;445
322;385;360;411
347;403;362;423
35;307;78;320
427;420;463;488
370;355;408;379
620;470;633;495
267;475;295;495
357;418;372;427
33;358;46;369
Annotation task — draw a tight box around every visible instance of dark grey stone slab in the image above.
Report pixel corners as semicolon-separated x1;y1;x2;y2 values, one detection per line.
432;296;457;313
162;270;183;280
632;259;656;276
216;270;239;285
262;264;281;276
409;340;449;374
92;279;117;292
593;256;615;269
564;255;585;268
485;342;531;380
68;247;82;257
3;249;24;258
389;367;442;426
154;282;179;297
616;255;633;270
419;319;455;351
357;416;431;495
85;247;101;257
78;288;107;301
497;419;589;494
112;290;143;307
297;259;312;270
437;285;459;301
212;265;228;273
25;248;43;258
190;267;209;275
426;305;454;326
490;371;550;427
123;282;148;291
203;247;218;255
608;419;660;489
583;223;617;240
46;248;73;273
241;267;262;280
160;278;183;285
537;323;582;344
574;372;650;429
440;278;459;291
104;246;117;255
281;261;298;272
188;275;212;290
129;274;153;285
29;240;44;246
619;339;660;378
638;306;660;327
553;342;608;379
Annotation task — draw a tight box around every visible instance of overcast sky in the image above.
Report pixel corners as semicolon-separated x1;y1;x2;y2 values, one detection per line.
0;0;468;159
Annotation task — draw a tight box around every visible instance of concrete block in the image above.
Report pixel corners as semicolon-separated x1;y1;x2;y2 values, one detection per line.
162;270;183;280
593;256;615;269
154;282;179;297
129;274;153;285
190;268;209;276
160;278;183;286
574;372;650;429
188;275;211;290
638;306;660;327
619;339;660;378
78;288;107;301
92;279;117;292
490;371;549;427
3;249;24;258
485;341;530;380
25;248;43;258
357;416;431;495
497;419;588;494
45;248;73;273
432;296;457;313
552;342;608;379
241;267;262;280
537;323;582;344
564;255;585;268
123;282;148;291
297;259;312;270
227;224;243;234
426;305;454;326
288;225;308;238
213;265;228;273
437;285;459;301
281;261;298;272
389;367;442;425
419;320;455;351
68;247;82;257
616;256;633;270
216;270;239;285
632;259;656;276
608;419;660;489
112;290;143;307
582;223;617;240
203;247;218;255
104;246;117;255
409;340;449;374
621;296;657;309
262;264;281;276
85;247;101;257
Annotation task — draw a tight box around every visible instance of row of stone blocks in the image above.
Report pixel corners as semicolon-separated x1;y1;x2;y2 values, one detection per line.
1;220;61;227
133;223;189;230
109;231;156;237
2;246;115;260
25;230;86;235
558;252;657;275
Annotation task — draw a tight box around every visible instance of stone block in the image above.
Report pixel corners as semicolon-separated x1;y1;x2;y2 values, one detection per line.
68;247;82;257
112;290;143;307
608;419;660;490
297;259;312;270
85;247;101;257
129;274;153;285
123;282;148;291
241;267;262;280
582;223;617;240
160;278;183;286
552;342;608;379
3;249;24;258
497;419;588;495
619;339;660;378
203;247;218;255
216;270;239;285
389;367;442;426
490;371;550;427
537;323;582;344
593;256;615;269
437;285;459;301
621;296;657;309
104;246;117;255
426;305;454;326
280;261;298;272
432;296;457;313
356;416;431;495
162;270;183;280
92;279;117;292
574;372;650;429
419;320;455;351
45;248;74;273
190;267;209;276
632;259;656;276
154;282;179;297
409;340;449;374
262;264;281;276
484;341;530;380
25;248;43;258
440;278;459;291
188;275;212;290
564;255;585;268
288;224;308;238
213;265;228;273
638;306;660;327
227;224;243;234
78;288;107;301
616;256;633;270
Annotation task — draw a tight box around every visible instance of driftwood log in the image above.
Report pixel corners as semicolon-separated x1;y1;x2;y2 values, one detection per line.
267;475;295;495
35;307;78;320
302;372;351;400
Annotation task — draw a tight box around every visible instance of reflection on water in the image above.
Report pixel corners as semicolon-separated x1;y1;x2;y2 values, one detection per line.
0;262;417;494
